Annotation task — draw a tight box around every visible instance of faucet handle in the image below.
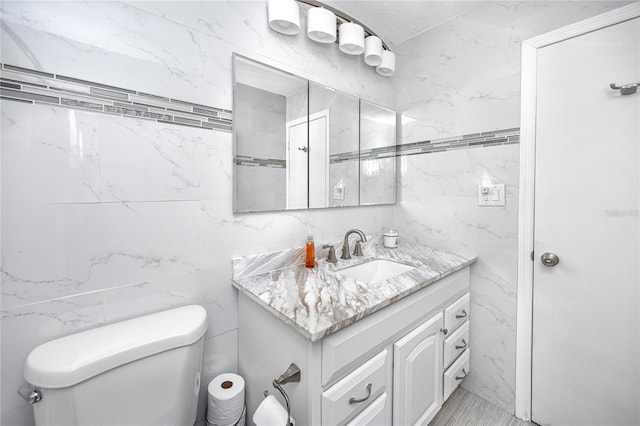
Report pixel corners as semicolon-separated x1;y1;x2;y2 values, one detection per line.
323;244;338;264
353;240;364;257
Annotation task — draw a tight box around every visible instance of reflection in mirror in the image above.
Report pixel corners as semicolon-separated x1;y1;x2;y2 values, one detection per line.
233;54;308;212
309;83;360;208
233;55;397;213
360;100;396;205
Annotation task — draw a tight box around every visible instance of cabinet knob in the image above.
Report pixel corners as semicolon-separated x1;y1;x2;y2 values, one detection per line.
455;339;467;350
440;328;448;335
455;368;468;381
349;383;372;404
455;309;468;319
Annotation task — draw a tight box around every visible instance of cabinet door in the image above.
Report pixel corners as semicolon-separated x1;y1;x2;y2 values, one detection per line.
393;313;443;426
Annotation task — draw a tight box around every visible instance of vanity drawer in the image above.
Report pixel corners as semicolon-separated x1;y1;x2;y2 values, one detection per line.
322;349;390;426
443;348;470;401
444;293;470;333
346;393;389;426
443;321;469;368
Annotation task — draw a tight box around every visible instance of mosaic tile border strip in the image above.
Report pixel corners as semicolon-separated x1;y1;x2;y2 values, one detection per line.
330;148;396;163
236;126;518;169
397;128;520;156
329;128;520;164
330;151;359;163
234;156;286;168
233;127;519;168
0;64;232;132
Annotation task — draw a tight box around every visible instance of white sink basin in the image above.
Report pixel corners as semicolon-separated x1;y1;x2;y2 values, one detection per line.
337;259;415;283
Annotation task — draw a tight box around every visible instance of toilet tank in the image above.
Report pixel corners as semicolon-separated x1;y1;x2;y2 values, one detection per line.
24;305;208;426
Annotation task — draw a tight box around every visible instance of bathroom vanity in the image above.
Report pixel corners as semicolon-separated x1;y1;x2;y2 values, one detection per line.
233;238;475;425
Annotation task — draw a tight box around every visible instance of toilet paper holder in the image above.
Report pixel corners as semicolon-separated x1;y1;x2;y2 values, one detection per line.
270;363;300;426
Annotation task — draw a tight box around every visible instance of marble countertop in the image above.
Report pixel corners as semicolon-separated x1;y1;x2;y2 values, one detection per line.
232;236;477;342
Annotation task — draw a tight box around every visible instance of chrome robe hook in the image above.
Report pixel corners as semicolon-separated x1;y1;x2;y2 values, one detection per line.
610;82;640;95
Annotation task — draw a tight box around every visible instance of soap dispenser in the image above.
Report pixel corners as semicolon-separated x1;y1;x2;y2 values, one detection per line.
305;232;315;268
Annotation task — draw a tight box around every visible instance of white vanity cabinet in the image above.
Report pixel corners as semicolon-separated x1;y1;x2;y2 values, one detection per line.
238;266;471;425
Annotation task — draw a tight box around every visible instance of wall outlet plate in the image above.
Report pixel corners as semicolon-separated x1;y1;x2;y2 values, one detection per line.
478;184;505;206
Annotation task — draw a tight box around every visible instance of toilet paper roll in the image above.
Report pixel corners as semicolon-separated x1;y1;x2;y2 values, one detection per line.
207;373;245;426
252;395;295;426
207;405;246;426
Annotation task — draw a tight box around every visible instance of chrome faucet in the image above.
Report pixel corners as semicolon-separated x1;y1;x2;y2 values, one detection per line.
341;229;367;260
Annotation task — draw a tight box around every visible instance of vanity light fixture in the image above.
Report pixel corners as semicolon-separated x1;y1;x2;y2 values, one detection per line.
268;0;301;35
364;35;383;66
307;7;336;43
266;0;395;76
376;50;396;77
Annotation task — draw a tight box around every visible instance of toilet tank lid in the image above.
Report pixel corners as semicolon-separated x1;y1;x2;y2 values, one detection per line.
24;305;208;389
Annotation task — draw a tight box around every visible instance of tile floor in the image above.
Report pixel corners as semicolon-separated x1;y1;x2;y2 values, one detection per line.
430;388;538;426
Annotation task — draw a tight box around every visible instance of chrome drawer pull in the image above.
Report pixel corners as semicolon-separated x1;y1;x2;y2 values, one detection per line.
455;309;467;319
455;339;467;350
455;368;468;381
349;383;372;404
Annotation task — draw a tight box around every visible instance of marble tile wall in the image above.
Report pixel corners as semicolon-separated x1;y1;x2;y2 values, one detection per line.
0;1;395;424
394;1;629;414
397;143;520;412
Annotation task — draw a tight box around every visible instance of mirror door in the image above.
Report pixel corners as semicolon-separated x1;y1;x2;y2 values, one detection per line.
360;100;396;205
309;82;360;209
233;54;308;212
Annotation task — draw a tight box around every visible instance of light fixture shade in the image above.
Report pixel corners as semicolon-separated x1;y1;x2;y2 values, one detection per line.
268;0;300;35
364;36;383;66
339;22;365;55
307;7;336;43
376;50;395;77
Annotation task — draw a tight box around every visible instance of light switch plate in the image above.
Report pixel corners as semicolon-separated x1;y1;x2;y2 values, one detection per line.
333;184;345;200
478;184;505;206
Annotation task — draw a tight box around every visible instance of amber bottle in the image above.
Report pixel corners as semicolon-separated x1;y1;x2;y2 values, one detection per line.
305;232;315;268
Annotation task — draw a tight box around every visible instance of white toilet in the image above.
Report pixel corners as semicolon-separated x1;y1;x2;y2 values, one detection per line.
23;305;208;426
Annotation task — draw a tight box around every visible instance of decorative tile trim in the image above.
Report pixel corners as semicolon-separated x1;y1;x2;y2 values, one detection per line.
0;63;233;132
360;146;398;160
330;151;359;163
329;147;397;163
234;156;286;168
398;128;520;156
322;128;521;164
325;128;520;164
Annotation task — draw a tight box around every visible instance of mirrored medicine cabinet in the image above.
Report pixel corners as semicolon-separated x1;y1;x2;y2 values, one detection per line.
233;54;396;213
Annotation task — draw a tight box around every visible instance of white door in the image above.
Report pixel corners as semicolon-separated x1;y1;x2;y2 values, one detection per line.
532;17;639;426
287;111;329;209
286;119;308;209
393;312;443;426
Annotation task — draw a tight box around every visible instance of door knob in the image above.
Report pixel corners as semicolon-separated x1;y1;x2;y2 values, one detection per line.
541;252;560;267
